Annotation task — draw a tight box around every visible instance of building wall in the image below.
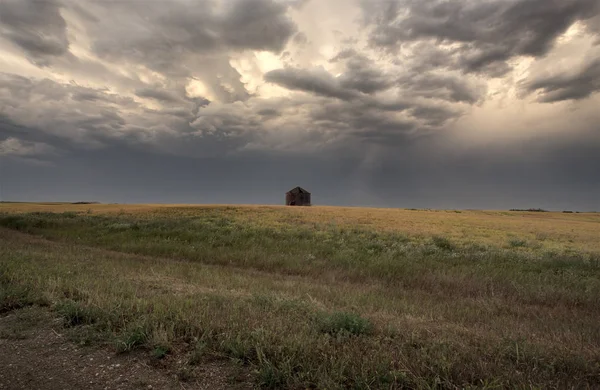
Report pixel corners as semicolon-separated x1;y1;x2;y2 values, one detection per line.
286;192;311;206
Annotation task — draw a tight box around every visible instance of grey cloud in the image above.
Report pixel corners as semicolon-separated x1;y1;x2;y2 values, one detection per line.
524;58;600;102
81;0;297;103
135;88;184;103
307;98;417;144
71;91;104;102
0;0;69;64
191;58;253;103
586;15;600;36
398;73;486;104
409;105;463;127
329;49;358;63
219;0;297;52
366;0;600;75
0;73;219;155
264;67;360;100
0;73;146;149
264;57;393;100
144;107;196;119
1;0;599;211
257;108;281;118
327;47;485;105
70;85;136;106
338;55;394;94
293;32;309;45
264;65;468;140
3;133;599;210
0;137;56;157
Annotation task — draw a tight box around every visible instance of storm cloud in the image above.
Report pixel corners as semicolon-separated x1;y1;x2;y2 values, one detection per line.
365;0;600;75
0;0;69;64
524;58;600;102
0;0;599;210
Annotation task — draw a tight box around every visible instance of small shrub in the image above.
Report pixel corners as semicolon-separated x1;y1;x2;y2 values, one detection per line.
509;239;527;248
0;215;28;231
257;359;290;389
188;341;208;365
222;336;253;362
153;345;170;359
0;285;45;313
65;325;109;346
116;325;149;353
432;236;455;251
176;366;194;382
0;328;27;340
55;301;98;327
317;311;374;336
106;222;134;231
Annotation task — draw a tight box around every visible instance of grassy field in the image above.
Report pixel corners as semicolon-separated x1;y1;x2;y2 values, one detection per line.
1;203;599;389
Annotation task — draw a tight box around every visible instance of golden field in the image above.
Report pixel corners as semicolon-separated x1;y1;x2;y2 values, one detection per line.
1;203;599;389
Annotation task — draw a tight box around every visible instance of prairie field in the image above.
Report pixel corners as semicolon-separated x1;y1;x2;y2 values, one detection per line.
1;203;599;389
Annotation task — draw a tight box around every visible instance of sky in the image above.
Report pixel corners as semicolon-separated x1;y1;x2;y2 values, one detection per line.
0;0;599;210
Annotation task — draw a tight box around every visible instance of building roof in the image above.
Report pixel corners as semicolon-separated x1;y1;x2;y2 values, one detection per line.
287;186;310;194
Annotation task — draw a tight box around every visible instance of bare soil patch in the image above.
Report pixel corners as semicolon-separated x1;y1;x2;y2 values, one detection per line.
0;307;253;390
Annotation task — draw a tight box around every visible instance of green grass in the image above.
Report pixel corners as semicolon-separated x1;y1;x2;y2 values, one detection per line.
1;207;599;389
316;311;374;336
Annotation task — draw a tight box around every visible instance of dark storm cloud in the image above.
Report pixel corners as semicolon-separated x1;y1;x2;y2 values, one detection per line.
365;0;600;75
265;57;395;101
524;58;600;102
135;88;185;103
0;136;56;159
307;99;416;143
329;49;358;63
326;47;485;108
398;73;485;104
1;0;599;211
257;108;281;118
89;0;296;60
264;67;360;100
82;0;297;101
0;0;298;108
0;73;149;149
409;105;463;127
3;125;599;211
263;64;469;141
338;55;394;94
218;0;297;52
0;73;269;160
0;0;69;64
0;113;74;151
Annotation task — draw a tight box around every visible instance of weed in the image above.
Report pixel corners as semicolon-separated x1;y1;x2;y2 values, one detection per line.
316;311;374;336
0;284;46;314
0;328;27;340
509;239;527;248
55;301;98;327
432;236;455;251
188;341;208;365
116;325;149;353
153;345;170;359
176;366;194;382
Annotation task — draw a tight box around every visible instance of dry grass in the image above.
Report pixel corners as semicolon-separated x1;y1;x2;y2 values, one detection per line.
1;203;599;389
2;202;598;252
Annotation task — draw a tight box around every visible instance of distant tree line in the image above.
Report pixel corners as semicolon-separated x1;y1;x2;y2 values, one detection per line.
509;208;549;212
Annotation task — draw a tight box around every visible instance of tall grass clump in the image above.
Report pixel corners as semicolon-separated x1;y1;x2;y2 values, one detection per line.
316;311;374;336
